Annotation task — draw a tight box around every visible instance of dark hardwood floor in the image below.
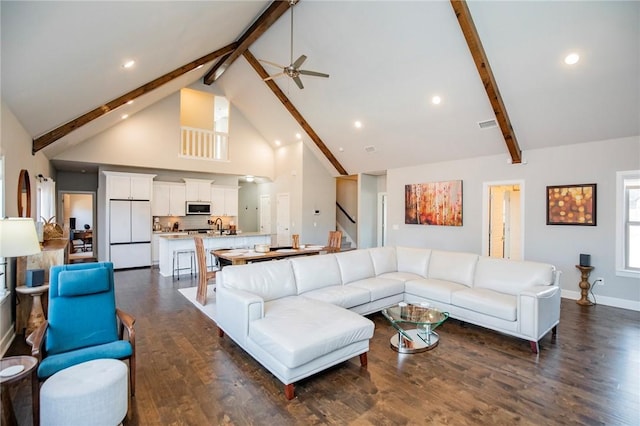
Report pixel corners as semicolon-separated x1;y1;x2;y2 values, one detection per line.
5;267;640;425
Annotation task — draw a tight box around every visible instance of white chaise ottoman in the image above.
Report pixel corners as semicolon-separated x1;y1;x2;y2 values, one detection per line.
40;359;128;426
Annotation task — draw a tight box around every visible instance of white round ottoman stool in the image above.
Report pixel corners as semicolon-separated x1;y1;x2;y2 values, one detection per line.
40;359;128;426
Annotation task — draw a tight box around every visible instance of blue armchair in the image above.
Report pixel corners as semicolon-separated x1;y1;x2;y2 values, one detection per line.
27;262;136;395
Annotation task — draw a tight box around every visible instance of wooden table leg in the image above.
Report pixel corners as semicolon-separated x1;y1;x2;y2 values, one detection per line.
26;293;46;337
31;369;39;426
1;383;18;426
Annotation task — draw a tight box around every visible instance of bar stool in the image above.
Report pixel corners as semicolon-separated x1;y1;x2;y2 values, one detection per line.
173;249;195;280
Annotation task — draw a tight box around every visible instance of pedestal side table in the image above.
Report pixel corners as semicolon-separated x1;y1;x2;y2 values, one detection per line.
0;355;39;426
16;284;49;338
575;265;594;306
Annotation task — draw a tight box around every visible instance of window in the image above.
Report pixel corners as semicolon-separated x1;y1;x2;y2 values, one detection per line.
179;89;229;161
36;176;56;222
616;170;640;276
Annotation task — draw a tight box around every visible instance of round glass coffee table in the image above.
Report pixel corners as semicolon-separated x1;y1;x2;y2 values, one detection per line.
382;303;449;354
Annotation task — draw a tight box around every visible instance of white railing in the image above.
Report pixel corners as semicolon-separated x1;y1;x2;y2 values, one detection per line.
180;126;228;161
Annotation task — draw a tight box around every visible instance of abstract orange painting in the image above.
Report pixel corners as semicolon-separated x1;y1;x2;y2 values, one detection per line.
405;180;462;226
546;184;596;225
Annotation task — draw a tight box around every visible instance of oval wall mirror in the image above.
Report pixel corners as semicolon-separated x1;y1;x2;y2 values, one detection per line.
17;169;31;218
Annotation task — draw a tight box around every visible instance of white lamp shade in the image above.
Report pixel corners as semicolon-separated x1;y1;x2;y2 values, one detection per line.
0;217;42;258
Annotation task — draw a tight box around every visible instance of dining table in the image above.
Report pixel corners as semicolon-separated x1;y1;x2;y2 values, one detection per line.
212;245;327;266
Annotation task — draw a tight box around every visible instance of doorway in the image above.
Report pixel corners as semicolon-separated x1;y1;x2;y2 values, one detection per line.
59;191;97;262
276;193;290;247
482;181;523;260
259;194;272;243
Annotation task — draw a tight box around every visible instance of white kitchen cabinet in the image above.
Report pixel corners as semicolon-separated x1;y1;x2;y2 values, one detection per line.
210;187;225;216
152;182;186;216
210;186;238;216
184;179;212;202
224;188;238;216
104;171;155;200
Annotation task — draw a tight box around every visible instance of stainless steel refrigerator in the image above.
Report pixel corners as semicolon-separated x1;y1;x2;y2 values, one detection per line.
109;200;152;269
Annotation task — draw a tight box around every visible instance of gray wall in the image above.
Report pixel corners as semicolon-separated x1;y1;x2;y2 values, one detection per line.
238;182;259;232
387;136;640;309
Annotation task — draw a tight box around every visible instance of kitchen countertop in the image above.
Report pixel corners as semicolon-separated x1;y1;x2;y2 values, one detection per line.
158;232;272;240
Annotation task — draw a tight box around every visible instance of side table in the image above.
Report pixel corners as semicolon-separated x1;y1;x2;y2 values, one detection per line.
15;285;49;338
575;265;594;306
0;355;39;426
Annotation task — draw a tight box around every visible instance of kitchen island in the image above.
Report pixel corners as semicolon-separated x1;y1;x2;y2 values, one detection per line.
158;232;272;277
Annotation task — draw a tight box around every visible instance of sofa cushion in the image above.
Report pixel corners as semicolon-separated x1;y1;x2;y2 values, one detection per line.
249;297;374;368
378;271;423;282
428;250;478;287
405;278;469;304
335;250;376;284
301;285;370;309
347;277;405;301
291;254;342;294
396;247;431;277
451;288;517;321
220;260;297;302
474;257;555;295
368;247;397;275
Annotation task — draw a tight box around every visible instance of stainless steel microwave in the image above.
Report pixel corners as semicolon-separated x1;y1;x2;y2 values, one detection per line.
186;202;211;215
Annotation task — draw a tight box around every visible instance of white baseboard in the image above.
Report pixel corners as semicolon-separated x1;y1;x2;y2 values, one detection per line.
561;290;640;311
0;324;15;357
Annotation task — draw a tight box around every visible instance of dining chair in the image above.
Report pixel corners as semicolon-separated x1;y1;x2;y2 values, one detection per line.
195;237;217;305
27;262;136;396
327;230;342;253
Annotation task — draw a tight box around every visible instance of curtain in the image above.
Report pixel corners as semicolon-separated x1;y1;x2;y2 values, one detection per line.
37;177;56;222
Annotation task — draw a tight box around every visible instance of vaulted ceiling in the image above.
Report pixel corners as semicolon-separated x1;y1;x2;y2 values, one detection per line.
2;1;638;176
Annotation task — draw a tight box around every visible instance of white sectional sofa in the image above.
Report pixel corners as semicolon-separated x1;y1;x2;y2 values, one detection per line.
216;246;561;399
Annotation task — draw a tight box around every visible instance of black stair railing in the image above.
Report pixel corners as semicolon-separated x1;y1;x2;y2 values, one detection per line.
336;202;356;224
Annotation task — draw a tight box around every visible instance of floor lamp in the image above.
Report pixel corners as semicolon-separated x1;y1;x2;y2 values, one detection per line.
0;218;42;295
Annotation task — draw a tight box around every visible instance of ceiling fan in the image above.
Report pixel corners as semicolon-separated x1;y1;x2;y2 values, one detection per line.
260;0;329;89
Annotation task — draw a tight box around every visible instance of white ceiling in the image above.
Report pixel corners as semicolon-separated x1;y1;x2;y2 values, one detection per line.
2;1;638;176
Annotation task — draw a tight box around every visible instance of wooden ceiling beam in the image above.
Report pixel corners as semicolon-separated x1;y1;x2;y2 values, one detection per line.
32;43;238;154
450;0;522;164
203;0;291;85
243;49;348;176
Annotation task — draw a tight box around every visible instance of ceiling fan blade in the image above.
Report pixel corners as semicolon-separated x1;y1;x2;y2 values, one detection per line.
293;76;304;89
299;69;330;78
263;72;285;82
259;59;286;70
292;54;307;69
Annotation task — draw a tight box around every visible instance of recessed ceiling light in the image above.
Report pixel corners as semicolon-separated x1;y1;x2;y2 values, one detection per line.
339;147;344;152
275;140;281;146
295;133;302;139
121;114;129;120
564;53;580;65
122;60;135;69
126;100;134;105
432;95;442;105
354;121;362;129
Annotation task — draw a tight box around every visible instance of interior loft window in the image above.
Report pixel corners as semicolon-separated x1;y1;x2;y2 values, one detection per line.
616;170;640;277
36;176;56;223
179;88;229;161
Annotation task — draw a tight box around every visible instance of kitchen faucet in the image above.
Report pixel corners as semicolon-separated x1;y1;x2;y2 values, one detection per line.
213;217;223;234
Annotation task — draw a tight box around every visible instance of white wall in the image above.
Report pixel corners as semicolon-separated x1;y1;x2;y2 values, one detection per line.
302;143;336;246
52;92;276;180
387;136;640;309
0;101;53;355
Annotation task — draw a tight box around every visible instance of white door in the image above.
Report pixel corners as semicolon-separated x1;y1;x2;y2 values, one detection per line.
110;200;132;243
131;201;151;242
483;182;523;260
377;193;388;247
276;193;290;247
259;194;271;236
